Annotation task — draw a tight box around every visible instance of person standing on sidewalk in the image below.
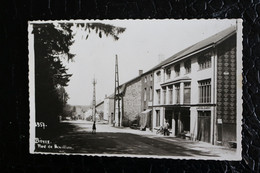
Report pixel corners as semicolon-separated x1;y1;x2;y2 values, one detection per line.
163;120;169;136
92;121;96;134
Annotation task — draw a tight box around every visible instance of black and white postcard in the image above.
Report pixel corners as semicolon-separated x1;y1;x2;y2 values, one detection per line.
29;19;242;160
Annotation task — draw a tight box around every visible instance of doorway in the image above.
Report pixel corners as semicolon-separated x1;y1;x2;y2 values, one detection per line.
173;108;190;136
165;110;173;128
197;111;211;143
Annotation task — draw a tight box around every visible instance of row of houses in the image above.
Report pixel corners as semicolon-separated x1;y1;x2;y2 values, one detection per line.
98;25;241;147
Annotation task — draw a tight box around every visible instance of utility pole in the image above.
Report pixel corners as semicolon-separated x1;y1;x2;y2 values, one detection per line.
92;77;97;122
114;55;121;127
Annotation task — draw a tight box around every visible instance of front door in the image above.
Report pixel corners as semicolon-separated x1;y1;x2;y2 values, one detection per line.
197;111;211;143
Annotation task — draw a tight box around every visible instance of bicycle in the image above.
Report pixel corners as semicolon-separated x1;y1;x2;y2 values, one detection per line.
154;126;171;136
154;126;164;135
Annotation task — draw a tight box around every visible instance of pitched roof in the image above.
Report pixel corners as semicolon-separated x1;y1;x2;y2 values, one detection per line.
106;84;127;99
96;101;104;107
145;26;236;71
106;26;237;98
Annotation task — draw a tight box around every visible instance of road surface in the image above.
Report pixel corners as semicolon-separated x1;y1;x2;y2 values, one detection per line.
35;120;238;159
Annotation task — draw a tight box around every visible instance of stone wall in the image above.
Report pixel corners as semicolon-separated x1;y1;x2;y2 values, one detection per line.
123;79;142;126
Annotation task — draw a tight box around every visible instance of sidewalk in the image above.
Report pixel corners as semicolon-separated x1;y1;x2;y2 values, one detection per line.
101;122;239;159
64;120;240;159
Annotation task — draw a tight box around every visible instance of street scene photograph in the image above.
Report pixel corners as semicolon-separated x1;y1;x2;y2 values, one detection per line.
29;19;242;160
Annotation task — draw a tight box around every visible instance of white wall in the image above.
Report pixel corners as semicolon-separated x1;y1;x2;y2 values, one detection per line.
104;98;109;120
152;50;216;140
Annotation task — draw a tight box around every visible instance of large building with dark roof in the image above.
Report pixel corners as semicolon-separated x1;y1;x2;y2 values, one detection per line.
151;26;238;146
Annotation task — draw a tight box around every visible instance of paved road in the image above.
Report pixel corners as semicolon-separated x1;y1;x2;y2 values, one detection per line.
35;120;238;159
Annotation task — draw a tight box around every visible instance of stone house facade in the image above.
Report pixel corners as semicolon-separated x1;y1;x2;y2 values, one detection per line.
139;71;154;129
109;74;143;127
122;77;142;126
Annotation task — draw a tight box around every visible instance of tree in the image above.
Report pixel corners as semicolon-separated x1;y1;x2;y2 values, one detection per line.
63;104;73;118
32;22;125;130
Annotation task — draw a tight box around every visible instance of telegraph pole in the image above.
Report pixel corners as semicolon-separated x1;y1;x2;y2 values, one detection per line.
92;77;97;122
114;55;121;127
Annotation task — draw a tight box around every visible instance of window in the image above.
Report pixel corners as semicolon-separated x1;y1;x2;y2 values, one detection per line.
144;76;147;83
184;59;191;74
156;71;161;83
175;84;180;104
150;86;153;101
184;82;191;104
198;79;211;103
166;68;171;79
156;89;161;104
175;64;180;77
144;88;147;101
163;87;166;104
198;111;211;117
150;74;153;81
198;54;211;70
168;86;173;104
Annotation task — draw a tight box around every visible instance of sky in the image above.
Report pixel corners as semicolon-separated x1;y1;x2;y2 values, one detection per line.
63;19;237;106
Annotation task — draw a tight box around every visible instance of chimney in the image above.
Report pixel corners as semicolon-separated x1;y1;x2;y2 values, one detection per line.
139;70;143;76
